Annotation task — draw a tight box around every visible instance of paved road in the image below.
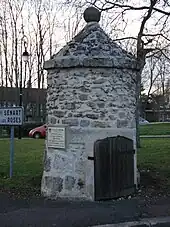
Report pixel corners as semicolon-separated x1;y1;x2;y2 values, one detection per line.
0;193;170;227
0;193;140;227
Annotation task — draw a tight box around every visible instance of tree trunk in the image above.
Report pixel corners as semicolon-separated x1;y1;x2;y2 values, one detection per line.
14;23;18;88
136;63;145;148
0;45;4;87
162;83;166;121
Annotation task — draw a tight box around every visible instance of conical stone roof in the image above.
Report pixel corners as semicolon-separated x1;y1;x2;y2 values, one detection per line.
54;22;135;59
44;7;138;70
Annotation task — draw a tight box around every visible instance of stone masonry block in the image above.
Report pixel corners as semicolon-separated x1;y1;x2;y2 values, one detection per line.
77;178;85;189
53;154;73;171
44;157;51;172
62;118;79;126
75;160;86;175
117;119;129;128
91;121;110;128
53;177;63;192
50;116;57;124
54;110;65;118
65;176;76;190
119;111;126;119
80;119;90;127
44;176;53;189
86;113;99;120
79;94;88;101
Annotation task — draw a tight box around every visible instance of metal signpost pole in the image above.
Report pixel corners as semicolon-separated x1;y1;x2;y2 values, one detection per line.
18;77;23;139
10;126;14;178
0;107;23;178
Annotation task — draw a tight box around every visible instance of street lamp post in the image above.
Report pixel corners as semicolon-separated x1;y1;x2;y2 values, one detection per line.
18;38;29;139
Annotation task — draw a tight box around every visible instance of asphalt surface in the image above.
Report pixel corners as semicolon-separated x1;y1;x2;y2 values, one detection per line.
0;193;141;227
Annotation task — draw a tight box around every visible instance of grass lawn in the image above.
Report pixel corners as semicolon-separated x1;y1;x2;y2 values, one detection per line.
138;138;170;188
140;123;170;135
0;139;44;197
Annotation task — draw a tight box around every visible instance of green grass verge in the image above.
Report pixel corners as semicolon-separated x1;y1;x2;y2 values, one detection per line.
140;123;170;135
0;139;44;197
138;138;170;187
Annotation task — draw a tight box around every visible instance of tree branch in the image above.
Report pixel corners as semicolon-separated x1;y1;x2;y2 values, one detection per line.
112;36;138;42
142;33;170;42
95;1;170;16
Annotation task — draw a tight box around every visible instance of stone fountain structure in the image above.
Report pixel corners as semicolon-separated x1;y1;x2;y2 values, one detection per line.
41;7;139;200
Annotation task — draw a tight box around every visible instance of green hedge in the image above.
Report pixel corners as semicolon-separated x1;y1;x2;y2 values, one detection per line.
0;122;43;138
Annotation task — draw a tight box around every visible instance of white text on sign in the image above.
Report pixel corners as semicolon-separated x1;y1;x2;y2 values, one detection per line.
0;107;23;126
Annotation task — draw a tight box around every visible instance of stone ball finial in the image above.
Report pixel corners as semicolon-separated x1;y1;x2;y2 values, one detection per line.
83;7;101;23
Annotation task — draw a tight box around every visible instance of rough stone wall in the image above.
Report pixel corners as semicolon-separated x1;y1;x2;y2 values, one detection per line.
41;66;137;199
42;139;87;198
47;67;136;129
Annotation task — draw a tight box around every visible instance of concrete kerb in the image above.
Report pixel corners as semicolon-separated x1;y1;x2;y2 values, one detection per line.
90;217;170;227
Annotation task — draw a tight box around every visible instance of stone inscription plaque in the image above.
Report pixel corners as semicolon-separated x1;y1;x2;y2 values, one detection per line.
48;126;66;149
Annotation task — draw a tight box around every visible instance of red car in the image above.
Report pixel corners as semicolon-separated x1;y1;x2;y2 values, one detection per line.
29;124;47;139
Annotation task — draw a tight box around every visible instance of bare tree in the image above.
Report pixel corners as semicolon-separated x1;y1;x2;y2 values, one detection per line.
0;45;3;87
31;0;51;89
141;55;163;115
153;56;170;121
0;3;10;87
8;0;25;88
